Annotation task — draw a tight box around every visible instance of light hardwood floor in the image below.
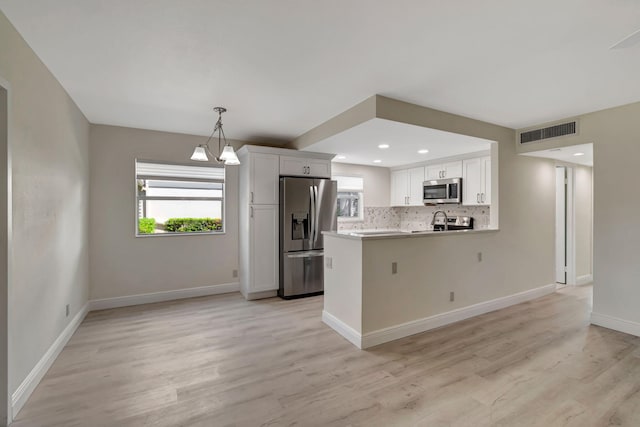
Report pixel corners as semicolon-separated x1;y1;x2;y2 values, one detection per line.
12;285;640;427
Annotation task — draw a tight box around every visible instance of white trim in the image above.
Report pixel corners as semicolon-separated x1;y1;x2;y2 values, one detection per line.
359;283;556;349
11;302;90;417
0;76;12;424
322;311;362;349
576;274;593;286
591;312;640;338
90;282;239;311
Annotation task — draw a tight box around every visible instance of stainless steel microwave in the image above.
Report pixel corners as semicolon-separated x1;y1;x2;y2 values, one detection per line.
423;177;462;204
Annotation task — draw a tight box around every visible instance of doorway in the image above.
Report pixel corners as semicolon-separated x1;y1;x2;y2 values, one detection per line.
555;165;575;286
555;167;568;284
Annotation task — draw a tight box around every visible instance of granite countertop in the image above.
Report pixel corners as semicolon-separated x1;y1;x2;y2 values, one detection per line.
323;228;499;241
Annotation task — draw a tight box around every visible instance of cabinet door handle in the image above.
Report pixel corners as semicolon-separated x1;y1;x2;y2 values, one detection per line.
477;193;480;203
443;170;446;178
250;191;254;203
250;206;254;218
481;193;485;203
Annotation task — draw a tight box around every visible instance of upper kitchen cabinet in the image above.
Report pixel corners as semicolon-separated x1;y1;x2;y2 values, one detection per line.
462;156;491;205
238;150;280;205
390;166;424;206
425;161;463;180
280;156;331;178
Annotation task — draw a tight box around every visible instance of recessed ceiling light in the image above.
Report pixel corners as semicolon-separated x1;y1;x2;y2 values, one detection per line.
573;152;585;157
373;159;382;163
418;149;429;154
378;144;390;149
336;155;346;160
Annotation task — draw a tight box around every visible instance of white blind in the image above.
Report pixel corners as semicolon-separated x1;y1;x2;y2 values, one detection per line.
136;161;225;180
334;175;363;191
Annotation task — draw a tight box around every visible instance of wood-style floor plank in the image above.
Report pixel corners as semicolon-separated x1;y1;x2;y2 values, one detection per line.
12;286;640;426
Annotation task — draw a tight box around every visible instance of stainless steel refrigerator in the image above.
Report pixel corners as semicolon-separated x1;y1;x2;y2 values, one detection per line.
279;177;337;299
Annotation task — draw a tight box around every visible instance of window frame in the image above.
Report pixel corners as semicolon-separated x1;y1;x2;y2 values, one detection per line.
135;159;226;237
333;175;364;222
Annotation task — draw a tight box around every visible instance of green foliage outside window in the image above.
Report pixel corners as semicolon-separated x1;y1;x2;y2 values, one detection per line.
164;217;222;233
138;218;156;234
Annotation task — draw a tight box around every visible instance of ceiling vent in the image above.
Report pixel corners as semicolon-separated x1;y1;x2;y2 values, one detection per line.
519;121;577;144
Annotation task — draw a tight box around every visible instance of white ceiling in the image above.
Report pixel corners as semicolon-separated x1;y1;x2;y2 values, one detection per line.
1;1;640;142
303;118;492;167
522;143;593;166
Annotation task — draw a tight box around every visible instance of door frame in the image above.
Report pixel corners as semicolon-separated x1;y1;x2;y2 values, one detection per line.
555;163;576;286
0;75;11;425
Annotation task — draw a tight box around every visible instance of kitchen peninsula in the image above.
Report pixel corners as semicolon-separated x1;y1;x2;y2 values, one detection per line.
321;227;556;349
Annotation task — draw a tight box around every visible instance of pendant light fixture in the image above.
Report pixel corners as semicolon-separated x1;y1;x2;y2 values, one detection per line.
191;107;240;165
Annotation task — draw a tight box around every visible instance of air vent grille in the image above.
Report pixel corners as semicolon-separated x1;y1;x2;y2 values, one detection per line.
520;121;576;144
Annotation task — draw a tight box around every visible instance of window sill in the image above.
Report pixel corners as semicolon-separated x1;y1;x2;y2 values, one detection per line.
136;231;226;238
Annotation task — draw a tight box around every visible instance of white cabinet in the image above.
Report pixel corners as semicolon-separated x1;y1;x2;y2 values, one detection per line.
280;156;331;178
250;153;279;205
248;205;279;293
391;169;408;206
426;161;463;180
462;156;491;205
238;148;280;300
238;145;333;300
390;167;424;206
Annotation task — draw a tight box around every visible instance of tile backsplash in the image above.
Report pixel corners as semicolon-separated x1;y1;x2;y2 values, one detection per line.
337;205;490;231
337;207;400;231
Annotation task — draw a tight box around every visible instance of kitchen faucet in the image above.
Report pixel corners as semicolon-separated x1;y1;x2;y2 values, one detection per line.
431;210;448;231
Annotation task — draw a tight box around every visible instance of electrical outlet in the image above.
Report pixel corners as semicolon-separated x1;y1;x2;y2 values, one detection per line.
392;262;398;274
325;257;333;269
232;269;238;278
478;252;483;262
65;304;70;317
450;292;455;302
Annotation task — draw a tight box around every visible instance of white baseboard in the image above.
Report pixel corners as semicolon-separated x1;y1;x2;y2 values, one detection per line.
11;301;90;417
590;312;640;338
323;283;556;349
322;311;362;349
576;274;593;286
90;282;240;311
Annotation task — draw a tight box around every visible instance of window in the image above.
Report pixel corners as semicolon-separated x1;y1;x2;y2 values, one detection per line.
334;175;364;221
136;160;225;235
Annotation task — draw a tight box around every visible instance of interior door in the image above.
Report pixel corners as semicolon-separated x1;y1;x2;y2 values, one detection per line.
556;167;567;284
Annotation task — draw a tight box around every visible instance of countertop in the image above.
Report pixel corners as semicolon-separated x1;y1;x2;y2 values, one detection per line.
323;228;499;241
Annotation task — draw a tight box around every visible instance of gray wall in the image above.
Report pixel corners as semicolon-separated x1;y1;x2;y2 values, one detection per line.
90;125;240;300
516;101;640;329
0;11;90;399
587;103;640;326
575;165;592;278
331;162;390;207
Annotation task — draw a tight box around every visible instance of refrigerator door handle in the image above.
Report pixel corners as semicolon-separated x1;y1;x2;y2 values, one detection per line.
309;185;316;243
313;185;319;242
286;250;324;258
